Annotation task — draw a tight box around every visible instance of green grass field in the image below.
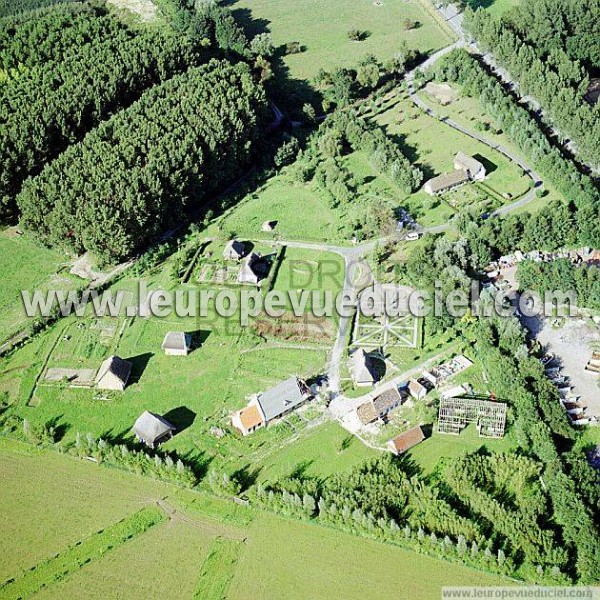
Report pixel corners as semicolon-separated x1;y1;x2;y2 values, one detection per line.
375;94;532;221
215;180;340;243
0;442;513;599
416;86;565;212
231;0;454;83
0;231;78;343
468;0;521;17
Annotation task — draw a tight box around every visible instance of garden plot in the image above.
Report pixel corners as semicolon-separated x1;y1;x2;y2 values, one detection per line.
352;312;418;349
41;318;125;387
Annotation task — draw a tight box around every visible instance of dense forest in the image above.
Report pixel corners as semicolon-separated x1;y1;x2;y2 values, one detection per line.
0;0;77;18
18;60;269;261
464;0;600;167
0;25;204;222
432;49;600;255
0;3;126;71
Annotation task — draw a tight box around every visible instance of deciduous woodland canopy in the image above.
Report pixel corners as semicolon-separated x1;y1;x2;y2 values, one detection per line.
18;60;269;262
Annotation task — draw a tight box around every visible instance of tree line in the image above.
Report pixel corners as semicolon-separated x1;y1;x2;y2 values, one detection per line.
18;60;269;262
464;1;600;167
431;49;600;254
0;28;204;222
516;259;600;311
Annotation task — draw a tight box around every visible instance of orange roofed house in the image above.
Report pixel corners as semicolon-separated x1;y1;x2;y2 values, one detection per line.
387;425;425;455
231;403;265;436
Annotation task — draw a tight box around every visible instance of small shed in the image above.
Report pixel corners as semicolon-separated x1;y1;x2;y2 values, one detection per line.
408;378;427;400
262;220;276;232
133;411;175;448
95;355;132;391
349;349;378;387
388;425;425;455
223;239;247;261
161;332;191;356
237;252;269;285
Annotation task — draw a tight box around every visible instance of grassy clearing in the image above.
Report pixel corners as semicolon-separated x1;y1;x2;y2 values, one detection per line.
252;420;375;484
375;93;532;219
34;519;211;600
230;511;512;599
0;439;170;581
0;506;165;599
232;0;454;84
416;86;565;211
0;232;77;342
194;538;241;599
471;0;521;17
215;179;340;243
407;423;519;474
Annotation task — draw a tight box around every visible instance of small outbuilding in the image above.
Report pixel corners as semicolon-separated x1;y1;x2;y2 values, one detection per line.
161;331;192;356
133;411;176;448
95;355;132;391
408;378;427;400
262;220;276;232
223;239;247;261
231;404;265;436
454;151;486;180
388;425;425;455
349;349;379;387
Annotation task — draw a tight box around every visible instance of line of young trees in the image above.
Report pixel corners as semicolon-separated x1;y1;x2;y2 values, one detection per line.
0;28;204;222
432;49;600;252
0;2;125;72
463;2;600;167
472;308;600;584
18;60;269;262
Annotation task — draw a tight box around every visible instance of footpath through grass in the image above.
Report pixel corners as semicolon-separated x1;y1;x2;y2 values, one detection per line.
194;538;242;599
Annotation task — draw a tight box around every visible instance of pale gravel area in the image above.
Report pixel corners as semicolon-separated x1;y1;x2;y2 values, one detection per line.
524;314;600;421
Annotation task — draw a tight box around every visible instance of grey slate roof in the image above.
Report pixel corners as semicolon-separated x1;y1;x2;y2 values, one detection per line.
133;411;175;445
161;331;191;351
256;376;309;422
237;252;269;285
372;387;403;415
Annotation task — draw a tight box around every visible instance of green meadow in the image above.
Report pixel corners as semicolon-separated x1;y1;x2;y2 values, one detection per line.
0;442;514;599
